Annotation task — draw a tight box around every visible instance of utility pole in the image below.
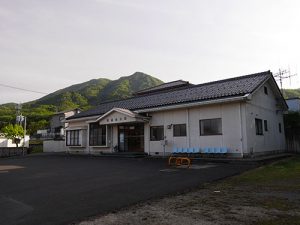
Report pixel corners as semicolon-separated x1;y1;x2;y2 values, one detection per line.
15;103;27;153
273;68;297;96
15;103;22;125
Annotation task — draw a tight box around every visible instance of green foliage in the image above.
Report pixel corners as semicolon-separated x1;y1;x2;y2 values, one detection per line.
96;72;163;102
27;120;49;135
284;112;300;128
283;88;300;98
1;124;25;147
109;80;131;100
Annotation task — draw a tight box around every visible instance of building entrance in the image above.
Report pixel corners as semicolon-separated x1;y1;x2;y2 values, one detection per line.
118;124;144;152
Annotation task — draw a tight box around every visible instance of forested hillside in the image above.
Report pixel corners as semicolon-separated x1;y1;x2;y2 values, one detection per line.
0;72;163;134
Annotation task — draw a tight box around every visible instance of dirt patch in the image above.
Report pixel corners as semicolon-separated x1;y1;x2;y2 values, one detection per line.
0;165;24;171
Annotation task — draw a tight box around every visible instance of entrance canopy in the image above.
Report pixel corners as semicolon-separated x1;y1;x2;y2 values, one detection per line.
89;108;150;125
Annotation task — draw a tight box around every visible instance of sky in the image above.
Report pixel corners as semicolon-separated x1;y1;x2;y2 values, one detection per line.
0;0;300;104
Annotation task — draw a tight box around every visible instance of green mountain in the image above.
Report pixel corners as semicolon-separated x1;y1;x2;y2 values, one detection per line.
0;72;163;134
27;72;162;110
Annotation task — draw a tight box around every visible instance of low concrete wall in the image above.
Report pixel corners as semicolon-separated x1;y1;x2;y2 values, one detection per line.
0;136;30;148
43;140;67;153
0;147;27;157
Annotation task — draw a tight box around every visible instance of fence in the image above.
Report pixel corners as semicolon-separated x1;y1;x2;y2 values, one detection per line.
0;147;27;158
285;127;300;153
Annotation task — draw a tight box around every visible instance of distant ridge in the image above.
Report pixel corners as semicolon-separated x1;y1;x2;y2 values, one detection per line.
26;71;163;110
0;72;163;134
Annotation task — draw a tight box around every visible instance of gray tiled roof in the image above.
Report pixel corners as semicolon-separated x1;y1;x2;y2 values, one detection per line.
134;80;191;95
68;71;271;120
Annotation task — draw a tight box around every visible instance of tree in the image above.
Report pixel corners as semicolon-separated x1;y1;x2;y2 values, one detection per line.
284;112;300;128
27;119;49;135
1;124;24;147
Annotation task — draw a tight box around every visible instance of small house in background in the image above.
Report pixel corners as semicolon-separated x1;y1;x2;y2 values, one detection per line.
65;71;287;158
36;108;81;140
50;108;81;139
42;109;81;153
286;98;300;112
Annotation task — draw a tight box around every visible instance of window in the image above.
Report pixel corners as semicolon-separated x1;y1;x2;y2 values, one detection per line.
173;124;187;137
89;123;106;146
150;126;164;141
279;123;282;133
255;118;263;135
264;86;268;95
200;118;222;136
66;130;81;146
264;120;268;131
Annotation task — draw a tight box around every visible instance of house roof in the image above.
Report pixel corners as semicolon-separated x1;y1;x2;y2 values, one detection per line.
68;71;272;120
53;108;81;115
134;80;192;95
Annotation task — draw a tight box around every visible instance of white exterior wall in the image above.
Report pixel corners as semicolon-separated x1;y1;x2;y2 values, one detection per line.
0;135;30;148
147;102;244;156
43;140;67;152
244;81;286;155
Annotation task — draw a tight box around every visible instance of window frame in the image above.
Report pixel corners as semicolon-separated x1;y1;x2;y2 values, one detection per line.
89;123;107;147
150;126;164;141
255;118;263;135
279;123;282;133
173;124;187;137
199;118;222;136
264;120;268;132
66;129;81;146
264;86;268;95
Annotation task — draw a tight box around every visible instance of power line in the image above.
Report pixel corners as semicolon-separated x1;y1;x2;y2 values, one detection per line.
0;83;49;95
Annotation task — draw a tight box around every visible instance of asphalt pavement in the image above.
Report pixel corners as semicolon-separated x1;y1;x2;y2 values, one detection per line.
0;154;256;225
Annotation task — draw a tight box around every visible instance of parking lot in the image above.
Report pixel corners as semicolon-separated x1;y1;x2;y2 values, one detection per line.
0;154;255;225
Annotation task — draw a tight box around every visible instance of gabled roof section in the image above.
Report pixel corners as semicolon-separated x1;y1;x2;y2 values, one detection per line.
134;80;192;95
93;108;148;123
68;71;272;120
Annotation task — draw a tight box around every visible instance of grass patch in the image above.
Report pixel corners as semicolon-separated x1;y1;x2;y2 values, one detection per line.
261;197;297;211
28;145;43;154
229;157;300;188
254;216;300;225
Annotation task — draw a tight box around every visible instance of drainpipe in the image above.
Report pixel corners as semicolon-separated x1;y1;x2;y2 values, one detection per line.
87;123;90;156
186;108;190;148
147;122;151;156
111;125;113;152
239;103;244;158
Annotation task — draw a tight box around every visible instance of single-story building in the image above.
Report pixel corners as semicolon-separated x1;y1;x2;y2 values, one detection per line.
65;71;287;157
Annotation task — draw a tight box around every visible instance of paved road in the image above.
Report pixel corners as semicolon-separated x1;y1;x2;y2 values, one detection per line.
0;154;256;225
